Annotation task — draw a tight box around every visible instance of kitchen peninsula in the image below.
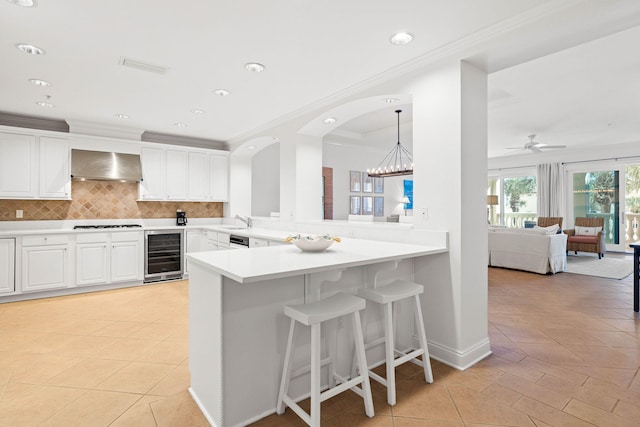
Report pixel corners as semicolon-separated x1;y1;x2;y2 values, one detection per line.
187;237;447;427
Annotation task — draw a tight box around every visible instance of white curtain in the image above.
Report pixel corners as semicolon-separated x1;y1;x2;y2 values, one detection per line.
537;163;565;217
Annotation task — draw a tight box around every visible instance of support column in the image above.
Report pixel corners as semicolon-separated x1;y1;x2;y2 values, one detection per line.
280;132;323;222
410;60;491;368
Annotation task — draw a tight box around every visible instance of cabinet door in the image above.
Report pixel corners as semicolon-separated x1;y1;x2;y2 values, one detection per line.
140;147;165;200
249;237;269;248
165;149;188;200
39;137;70;199
188;152;210;201
0;238;15;294
0;132;37;198
111;241;141;282
76;243;109;286
22;245;69;291
210;154;228;201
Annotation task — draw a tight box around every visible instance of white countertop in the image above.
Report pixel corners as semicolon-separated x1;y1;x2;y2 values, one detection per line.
187;238;447;283
0;224;289;242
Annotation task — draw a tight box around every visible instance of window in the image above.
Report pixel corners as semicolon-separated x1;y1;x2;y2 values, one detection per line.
488;169;537;227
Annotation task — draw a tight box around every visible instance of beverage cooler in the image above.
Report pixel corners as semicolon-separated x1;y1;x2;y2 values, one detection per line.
144;230;184;282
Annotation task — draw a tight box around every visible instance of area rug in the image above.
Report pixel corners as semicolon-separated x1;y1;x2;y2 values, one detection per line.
565;255;633;280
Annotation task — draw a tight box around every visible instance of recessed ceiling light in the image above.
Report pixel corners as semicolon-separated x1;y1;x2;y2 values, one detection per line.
36;101;54;108
115;113;129;119
244;62;265;72
384;97;400;104
191;108;205;114
246;145;256;150
390;32;414;45
16;43;45;55
7;0;37;7
28;78;51;87
174;122;187;128
214;89;231;96
322;117;336;125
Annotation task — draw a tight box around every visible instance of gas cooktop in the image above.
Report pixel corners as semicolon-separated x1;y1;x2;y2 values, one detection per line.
73;224;143;230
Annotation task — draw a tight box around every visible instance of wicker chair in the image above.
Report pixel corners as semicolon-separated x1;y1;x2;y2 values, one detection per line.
564;217;606;259
537;217;563;229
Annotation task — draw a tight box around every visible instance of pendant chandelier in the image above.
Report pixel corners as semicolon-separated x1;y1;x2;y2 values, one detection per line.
366;109;413;178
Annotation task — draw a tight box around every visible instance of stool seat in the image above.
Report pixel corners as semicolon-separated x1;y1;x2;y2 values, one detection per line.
277;292;374;426
284;293;366;326
357;279;423;304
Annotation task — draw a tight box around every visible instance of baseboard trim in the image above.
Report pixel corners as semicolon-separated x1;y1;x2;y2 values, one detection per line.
424;338;492;370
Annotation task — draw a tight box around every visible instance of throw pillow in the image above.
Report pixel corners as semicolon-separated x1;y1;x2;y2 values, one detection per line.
575;225;602;236
534;224;560;235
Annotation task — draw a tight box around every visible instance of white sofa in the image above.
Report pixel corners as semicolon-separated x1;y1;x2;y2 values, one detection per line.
488;227;567;274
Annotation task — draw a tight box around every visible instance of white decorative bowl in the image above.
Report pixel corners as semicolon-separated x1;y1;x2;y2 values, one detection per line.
287;234;339;252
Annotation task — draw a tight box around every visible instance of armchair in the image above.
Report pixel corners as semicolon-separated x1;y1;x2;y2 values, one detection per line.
564;217;606;259
537;217;563;229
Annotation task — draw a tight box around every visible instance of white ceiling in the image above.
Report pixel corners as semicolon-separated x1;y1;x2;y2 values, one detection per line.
1;0;640;156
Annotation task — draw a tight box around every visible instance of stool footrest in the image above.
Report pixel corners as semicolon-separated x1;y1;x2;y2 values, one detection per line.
320;375;364;402
368;370;387;387
393;348;424;368
282;395;311;425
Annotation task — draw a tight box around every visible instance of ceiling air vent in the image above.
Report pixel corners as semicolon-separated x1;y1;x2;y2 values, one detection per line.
118;57;169;75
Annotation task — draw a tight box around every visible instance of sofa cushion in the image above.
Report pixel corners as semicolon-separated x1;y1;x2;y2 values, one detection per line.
568;235;598;244
575;225;602;236
534;224;560;235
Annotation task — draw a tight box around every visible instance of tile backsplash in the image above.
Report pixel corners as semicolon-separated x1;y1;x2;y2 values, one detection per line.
0;181;223;221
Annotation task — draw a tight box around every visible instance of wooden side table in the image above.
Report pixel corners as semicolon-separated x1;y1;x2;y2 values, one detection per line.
629;242;640;312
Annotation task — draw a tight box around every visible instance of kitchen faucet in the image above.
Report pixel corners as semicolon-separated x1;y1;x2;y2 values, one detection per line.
235;215;252;228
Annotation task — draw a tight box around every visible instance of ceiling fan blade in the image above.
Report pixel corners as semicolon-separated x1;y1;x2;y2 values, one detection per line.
539;145;566;149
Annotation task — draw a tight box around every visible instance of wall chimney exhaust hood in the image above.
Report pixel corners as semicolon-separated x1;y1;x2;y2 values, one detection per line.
71;149;143;182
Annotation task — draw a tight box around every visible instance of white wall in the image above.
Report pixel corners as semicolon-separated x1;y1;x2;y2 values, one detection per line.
251;143;280;217
322;139;408;220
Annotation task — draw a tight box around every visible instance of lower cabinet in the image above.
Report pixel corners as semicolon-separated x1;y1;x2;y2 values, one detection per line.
22;235;70;292
75;232;142;286
0;238;16;294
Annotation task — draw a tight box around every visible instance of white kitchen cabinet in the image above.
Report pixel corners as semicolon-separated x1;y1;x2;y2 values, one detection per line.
185;229;207;273
0;132;70;200
139;145;228;202
22;235;70;292
0;132;37;198
210;154;228;201
75;231;141;285
188;152;210;201
165;149;188;200
249;237;269;248
0;238;15;294
39;137;70;199
111;241;140;282
140;147;165;200
76;242;109;286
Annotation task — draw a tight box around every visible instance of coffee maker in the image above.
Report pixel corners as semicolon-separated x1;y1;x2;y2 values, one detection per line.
176;210;187;226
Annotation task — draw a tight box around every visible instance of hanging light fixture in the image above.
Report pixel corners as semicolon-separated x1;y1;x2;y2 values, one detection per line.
366;109;413;178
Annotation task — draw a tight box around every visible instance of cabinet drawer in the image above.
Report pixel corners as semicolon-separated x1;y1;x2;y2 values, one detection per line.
111;231;141;242
22;235;69;246
76;233;109;244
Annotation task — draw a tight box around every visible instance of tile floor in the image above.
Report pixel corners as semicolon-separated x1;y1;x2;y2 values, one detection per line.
0;255;638;426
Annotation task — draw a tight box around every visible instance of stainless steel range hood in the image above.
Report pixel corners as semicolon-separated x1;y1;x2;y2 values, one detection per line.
71;149;143;182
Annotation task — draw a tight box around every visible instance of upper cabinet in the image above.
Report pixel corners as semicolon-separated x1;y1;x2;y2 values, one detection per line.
165;149;188;200
0;131;70;200
140;146;228;202
39;137;71;199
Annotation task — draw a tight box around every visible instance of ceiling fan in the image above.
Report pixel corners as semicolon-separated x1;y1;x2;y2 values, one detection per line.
507;134;566;153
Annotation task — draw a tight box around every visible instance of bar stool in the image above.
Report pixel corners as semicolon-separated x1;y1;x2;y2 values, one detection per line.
356;279;433;406
276;292;374;427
